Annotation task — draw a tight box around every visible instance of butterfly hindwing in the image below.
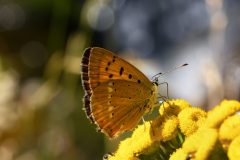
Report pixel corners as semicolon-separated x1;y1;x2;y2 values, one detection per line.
91;80;148;137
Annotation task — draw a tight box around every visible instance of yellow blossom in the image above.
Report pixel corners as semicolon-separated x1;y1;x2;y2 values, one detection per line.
109;122;153;160
228;135;240;160
219;115;240;150
219;115;240;141
178;107;207;136
182;128;218;160
159;99;191;117
151;116;179;141
130;122;154;154
108;137;139;160
205;100;240;128
169;148;189;160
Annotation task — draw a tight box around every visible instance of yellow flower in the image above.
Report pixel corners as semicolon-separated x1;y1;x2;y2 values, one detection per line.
169;148;189;160
130;122;154;154
219;115;240;141
151;116;179;141
228;135;240;160
108;137;139;160
205;100;240;128
182;128;218;160
109;122;153;160
219;115;240;150
178;107;207;136
159;99;191;117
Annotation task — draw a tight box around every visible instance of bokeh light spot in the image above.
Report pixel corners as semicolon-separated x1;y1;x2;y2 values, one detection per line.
20;41;48;68
0;3;25;31
87;3;114;31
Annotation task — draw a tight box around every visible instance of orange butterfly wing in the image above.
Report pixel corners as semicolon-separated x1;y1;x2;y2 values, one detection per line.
81;47;156;138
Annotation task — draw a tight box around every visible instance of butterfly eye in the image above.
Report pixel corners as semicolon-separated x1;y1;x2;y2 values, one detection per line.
153;81;159;86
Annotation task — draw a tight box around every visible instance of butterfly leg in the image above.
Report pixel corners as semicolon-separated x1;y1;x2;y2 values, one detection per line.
150;121;155;137
157;92;169;104
157;95;173;119
142;117;147;131
158;85;172;108
158;81;169;98
157;81;169;104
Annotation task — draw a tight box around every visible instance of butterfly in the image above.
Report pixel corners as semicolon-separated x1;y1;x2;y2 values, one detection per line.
81;47;159;138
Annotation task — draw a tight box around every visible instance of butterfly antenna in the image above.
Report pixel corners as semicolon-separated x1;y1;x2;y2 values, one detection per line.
152;63;188;81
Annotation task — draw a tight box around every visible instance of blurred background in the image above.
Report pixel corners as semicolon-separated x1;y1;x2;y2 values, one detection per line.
0;0;240;159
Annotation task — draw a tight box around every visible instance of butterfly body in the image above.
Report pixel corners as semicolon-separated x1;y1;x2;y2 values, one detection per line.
81;47;158;138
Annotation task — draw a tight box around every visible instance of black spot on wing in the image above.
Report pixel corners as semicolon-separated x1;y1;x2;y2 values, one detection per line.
112;56;116;63
119;67;124;76
109;74;113;78
128;74;132;79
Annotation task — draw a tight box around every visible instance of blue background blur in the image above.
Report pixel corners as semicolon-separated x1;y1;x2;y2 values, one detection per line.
0;0;239;159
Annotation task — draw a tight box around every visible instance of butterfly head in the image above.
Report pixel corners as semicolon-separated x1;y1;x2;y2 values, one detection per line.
152;78;159;86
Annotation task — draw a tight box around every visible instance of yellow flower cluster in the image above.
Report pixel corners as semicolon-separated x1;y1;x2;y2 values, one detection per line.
108;99;240;160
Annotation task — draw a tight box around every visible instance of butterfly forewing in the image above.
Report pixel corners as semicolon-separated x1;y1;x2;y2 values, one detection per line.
81;47;156;138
